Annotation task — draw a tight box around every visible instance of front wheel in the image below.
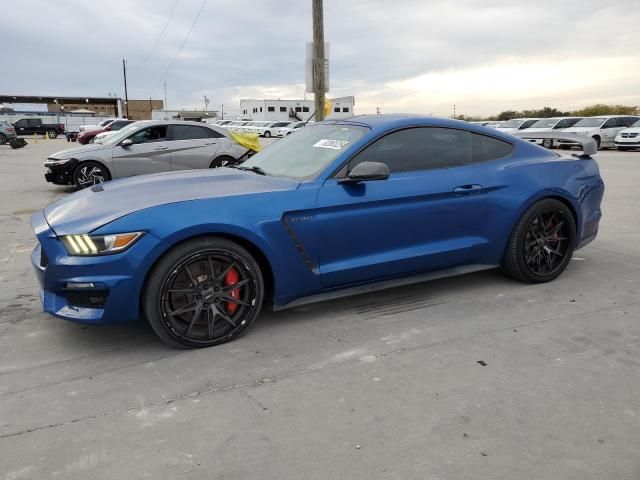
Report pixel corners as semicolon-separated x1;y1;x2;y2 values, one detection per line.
47;130;58;139
542;139;553;149
263;130;271;138
143;237;264;348
0;133;6;145
209;155;235;168
73;161;110;188
502;199;576;283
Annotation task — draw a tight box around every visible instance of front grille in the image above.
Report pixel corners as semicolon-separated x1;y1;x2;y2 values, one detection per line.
66;290;109;308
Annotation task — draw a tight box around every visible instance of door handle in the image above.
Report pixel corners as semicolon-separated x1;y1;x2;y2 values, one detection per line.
453;184;483;194
154;146;168;150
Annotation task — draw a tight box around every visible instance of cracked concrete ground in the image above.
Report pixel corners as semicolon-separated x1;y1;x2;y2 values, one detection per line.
0;138;639;479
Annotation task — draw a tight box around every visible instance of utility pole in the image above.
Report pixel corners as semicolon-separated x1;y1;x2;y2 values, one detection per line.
312;0;325;121
149;97;152;120
122;58;129;119
376;106;380;115
221;104;224;120
452;104;456;119
204;95;210;113
163;81;168;119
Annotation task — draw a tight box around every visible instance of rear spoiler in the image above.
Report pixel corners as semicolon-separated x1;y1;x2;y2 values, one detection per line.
514;132;597;158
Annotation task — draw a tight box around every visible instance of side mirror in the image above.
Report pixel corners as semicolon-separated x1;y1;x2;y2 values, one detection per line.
120;138;133;147
106;126;112;131
339;161;390;184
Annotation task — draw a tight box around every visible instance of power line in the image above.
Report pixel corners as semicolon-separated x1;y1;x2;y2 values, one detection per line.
154;0;207;87
142;0;181;64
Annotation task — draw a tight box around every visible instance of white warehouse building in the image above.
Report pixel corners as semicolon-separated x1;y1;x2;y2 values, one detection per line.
239;96;354;122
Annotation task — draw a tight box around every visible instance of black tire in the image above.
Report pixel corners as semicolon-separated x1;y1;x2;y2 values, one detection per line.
592;136;601;150
209;155;235;168
502;198;576;283
263;130;271;138
47;130;58;139
143;236;264;349
542;139;553;149
0;133;6;145
73;161;110;188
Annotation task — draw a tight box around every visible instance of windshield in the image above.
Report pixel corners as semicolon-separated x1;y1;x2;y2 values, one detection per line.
240;124;367;179
101;122;143;145
499;119;525;128
574;117;606;128
531;118;559;128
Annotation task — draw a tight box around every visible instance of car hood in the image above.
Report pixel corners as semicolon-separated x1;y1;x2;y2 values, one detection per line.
48;144;109;159
523;127;553;133
562;127;598;133
618;127;640;135
44;168;300;235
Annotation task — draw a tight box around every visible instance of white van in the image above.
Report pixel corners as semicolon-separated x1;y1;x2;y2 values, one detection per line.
560;115;640;149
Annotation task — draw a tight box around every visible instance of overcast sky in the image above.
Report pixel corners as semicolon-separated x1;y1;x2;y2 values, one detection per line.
2;0;639;117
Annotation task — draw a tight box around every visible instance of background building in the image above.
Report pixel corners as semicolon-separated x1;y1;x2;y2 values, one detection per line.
239;96;354;121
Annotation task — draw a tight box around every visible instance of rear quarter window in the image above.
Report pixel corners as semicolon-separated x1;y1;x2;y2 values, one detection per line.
471;133;513;163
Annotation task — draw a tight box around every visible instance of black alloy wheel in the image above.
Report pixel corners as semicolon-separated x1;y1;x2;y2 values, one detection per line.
144;237;264;348
73;161;109;188
47;130;57;139
503;199;576;283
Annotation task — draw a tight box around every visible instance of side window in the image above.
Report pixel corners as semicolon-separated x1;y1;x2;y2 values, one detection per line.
14;119;26;127
471;133;513;163
279;106;286;112
621;117;637;127
342;107;349;113
519;120;536;129
334;107;340;113
171;125;212;140
129;126;167;144
267;106;275;112
602;119;616;128
302;106;309;112
295;107;302;113
28;119;41;127
348;127;472;174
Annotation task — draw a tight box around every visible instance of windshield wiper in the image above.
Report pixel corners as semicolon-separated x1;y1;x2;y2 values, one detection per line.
229;165;268;176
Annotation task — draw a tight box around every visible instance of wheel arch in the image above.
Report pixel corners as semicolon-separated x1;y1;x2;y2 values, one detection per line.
72;158;113;181
140;230;277;314
510;191;581;245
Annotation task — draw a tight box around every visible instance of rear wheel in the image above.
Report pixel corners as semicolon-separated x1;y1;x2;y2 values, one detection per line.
0;133;6;145
143;237;264;348
542;139;553;149
73;161;110;188
502;199;576;283
47;130;57;139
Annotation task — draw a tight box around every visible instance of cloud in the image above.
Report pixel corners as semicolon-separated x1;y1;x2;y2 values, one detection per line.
1;0;639;117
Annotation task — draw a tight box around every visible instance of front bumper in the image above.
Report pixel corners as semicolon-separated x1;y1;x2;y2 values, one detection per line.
30;210;160;325
615;140;640;147
44;159;78;185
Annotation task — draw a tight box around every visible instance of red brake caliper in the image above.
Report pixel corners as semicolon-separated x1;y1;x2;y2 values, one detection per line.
225;267;240;314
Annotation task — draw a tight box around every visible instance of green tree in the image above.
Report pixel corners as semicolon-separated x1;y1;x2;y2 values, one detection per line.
572;104;638;116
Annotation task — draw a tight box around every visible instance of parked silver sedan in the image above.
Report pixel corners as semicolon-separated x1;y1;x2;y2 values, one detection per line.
44;120;250;188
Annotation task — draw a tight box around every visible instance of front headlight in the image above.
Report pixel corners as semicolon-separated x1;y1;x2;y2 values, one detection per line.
60;232;143;256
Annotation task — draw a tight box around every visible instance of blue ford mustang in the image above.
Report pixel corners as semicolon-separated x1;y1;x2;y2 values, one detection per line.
31;115;604;348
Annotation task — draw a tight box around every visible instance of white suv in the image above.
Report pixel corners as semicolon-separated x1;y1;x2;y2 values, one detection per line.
614;119;640;151
559;115;640;150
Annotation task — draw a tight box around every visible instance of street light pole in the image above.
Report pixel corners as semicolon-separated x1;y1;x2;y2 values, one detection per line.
312;0;325;121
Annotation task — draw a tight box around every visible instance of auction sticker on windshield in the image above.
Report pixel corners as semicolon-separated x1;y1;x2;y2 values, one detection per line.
313;139;350;149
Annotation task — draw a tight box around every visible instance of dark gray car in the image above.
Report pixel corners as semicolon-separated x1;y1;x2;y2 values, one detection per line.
44;120;250;188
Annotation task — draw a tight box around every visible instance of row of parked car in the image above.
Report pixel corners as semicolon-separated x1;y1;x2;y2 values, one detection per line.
207;119;312;138
474;115;640;150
